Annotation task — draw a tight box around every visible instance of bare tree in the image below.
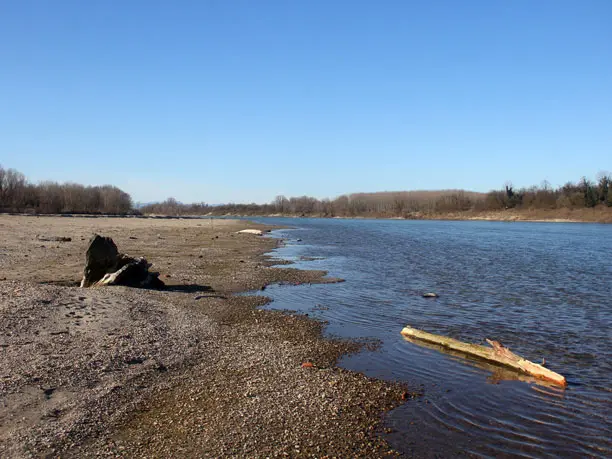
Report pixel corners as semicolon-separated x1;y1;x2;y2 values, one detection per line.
273;195;289;213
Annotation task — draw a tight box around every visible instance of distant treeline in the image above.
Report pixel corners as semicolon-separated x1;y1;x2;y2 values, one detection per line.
141;174;612;217
2;164;611;218
141;190;480;217
0;165;132;214
480;176;612;211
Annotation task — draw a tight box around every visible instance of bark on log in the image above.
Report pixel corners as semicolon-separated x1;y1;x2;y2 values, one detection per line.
400;325;567;387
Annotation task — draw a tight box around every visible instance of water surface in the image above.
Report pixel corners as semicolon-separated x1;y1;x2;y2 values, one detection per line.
249;218;611;458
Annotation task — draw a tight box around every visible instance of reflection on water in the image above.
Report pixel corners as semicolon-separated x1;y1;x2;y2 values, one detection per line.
249;217;611;458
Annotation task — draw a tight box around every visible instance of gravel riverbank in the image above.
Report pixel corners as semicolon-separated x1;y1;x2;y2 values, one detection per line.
0;216;409;458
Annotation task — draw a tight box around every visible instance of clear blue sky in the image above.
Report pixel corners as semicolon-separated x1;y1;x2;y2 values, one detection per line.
1;0;610;204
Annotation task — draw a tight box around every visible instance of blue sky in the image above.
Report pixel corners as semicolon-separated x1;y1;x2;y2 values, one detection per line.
1;0;610;204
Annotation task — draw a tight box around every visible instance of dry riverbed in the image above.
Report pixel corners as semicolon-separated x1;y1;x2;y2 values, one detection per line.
0;216;408;458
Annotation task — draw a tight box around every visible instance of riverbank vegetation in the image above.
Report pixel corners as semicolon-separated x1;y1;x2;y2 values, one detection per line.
2;164;611;222
0;165;132;214
142;174;612;221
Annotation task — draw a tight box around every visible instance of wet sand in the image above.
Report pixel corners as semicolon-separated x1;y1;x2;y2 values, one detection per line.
0;216;408;458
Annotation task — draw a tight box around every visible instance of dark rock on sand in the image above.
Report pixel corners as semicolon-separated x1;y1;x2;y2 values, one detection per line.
80;234;164;289
80;235;119;287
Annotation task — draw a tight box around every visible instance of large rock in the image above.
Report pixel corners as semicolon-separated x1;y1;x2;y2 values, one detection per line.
80;234;164;289
80;235;119;287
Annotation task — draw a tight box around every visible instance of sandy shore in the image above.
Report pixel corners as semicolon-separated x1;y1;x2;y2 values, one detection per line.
0;216;407;458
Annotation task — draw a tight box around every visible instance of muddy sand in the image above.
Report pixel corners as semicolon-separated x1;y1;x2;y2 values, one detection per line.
0;216;409;458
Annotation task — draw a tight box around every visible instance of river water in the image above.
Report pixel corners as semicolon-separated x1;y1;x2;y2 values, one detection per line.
247;217;611;458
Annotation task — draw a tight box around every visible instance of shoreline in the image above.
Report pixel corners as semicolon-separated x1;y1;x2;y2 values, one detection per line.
0;216;408;457
3;207;612;224
246;208;612;224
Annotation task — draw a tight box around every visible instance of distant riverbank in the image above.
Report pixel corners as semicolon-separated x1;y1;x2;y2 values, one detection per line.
411;207;612;223
188;207;612;224
4;206;612;223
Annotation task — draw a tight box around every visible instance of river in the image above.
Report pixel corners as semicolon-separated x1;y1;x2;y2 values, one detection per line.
247;217;611;458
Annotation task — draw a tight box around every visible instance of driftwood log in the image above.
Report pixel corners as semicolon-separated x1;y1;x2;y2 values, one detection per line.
400;325;567;387
36;235;72;242
236;229;263;235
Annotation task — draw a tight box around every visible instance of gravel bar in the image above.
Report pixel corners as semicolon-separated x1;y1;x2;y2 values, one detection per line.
0;216;411;458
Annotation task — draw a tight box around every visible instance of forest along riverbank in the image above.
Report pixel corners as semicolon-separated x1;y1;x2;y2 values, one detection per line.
0;216;408;458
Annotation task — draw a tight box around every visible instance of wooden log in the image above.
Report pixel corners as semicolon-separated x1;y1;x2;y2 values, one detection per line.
400;325;567;387
236;229;263;235
401;335;562;388
35;235;72;242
